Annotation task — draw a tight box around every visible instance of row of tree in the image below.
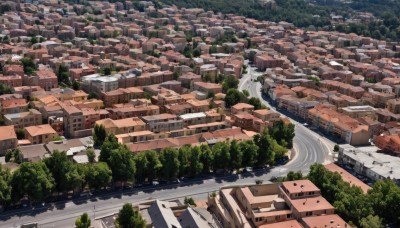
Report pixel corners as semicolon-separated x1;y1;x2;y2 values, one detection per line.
285;164;400;227
0;121;294;206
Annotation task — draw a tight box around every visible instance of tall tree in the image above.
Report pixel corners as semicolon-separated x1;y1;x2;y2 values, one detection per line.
199;144;214;174
0;165;11;206
86;162;112;190
224;88;241;108
222;75;239;93
239;140;258;167
159;148;180;181
86;147;96;163
93;124;107;147
116;203;145;228
230;140;242;170
360;215;384;228
99;134;119;162
213;142;231;170
188;146;203;177
178;146;190;177
248;97;262;110
108;145;136;184
75;213;91;228
145;150;162;182
253;131;275;166
11;162;54;202
134;152;148;184
44;150;84;193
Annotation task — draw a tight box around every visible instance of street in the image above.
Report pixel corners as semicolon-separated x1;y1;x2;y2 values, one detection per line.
0;62;334;228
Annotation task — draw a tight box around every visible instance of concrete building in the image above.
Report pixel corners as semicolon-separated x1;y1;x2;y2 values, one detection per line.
338;144;400;185
4;109;42;129
208;180;343;228
0;126;18;155
141;113;184;133
81;74;119;94
25;124;58;145
341;105;376;119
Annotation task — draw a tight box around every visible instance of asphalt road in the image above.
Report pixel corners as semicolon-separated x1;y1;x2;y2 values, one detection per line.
0;62;334;228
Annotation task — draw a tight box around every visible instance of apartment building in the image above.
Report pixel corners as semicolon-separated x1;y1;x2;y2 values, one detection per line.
25;124;58;145
0;98;28;114
338;144;400;185
231;103;254;114
107;105;160;119
95;117;146;135
308;105;370;146
208;180;343;228
341;105;376;119
387;98;400;114
0;126;18;155
63;105;85;138
81;74;119;94
100;87;144;107
141;113;184;133
4;109;42;129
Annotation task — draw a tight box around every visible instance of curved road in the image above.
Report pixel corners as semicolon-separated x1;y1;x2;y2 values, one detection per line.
239;61;334;172
0;64;334;228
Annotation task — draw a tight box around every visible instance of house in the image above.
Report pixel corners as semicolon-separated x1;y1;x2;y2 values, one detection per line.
231;103;254;114
4;109;42;129
208;180;341;228
0;126;18;155
141;113;184;133
95;117;146;135
25;124;58;145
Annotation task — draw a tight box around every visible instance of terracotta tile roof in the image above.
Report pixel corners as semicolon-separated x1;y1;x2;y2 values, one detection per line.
25;124;56;137
0;126;17;141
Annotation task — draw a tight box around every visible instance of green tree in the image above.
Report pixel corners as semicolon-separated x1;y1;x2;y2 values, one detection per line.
184;197;197;206
253;130;275;166
86;148;96;163
210;45;218;54
134;152;148;184
30;36;38;45
225;88;241;108
99;134;119;162
86;162;112;190
242;90;250;97
230;140;242;170
334;144;339;152
193;49;201;57
269;120;295;149
178;146;190;177
368;180;400;225
72;80;80;90
108;145;136;184
159;148;180;181
360;215;384;228
222;75;239;93
44;151;84;193
5;149;22;164
199;144;214;173
0;165;11;206
116;203;145;228
284;171;303;181
188;146;203;177
213;142;231;170
248;97;262;110
0;83;14;95
75;212;91;228
11;162;54;202
93;124;107;147
239;140;258;167
21;57;36;75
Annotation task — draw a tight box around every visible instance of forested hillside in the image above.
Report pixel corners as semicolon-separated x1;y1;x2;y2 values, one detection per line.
157;0;400;41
